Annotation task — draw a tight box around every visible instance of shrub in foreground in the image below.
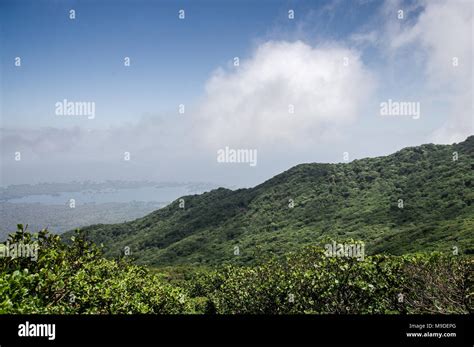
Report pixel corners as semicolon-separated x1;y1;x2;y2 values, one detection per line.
194;247;472;314
1;227;471;314
0;226;191;314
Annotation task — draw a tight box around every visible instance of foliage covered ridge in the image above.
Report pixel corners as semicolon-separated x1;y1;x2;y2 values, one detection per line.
69;136;474;266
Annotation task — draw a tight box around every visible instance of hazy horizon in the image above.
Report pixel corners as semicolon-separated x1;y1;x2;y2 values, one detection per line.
1;0;473;187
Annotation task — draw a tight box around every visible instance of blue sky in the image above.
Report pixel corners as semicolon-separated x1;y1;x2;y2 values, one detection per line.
0;0;472;186
1;0;384;127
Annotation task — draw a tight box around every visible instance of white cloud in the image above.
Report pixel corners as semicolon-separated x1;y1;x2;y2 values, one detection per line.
350;31;379;46
194;40;376;149
390;0;473;143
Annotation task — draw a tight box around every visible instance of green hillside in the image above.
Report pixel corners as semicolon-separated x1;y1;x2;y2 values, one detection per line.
72;136;474;266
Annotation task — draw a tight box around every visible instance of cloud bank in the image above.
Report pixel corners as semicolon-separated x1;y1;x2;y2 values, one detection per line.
1;0;472;186
195;41;375;149
389;0;473;143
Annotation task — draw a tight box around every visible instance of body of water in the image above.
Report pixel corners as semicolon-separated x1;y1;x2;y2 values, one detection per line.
8;186;203;205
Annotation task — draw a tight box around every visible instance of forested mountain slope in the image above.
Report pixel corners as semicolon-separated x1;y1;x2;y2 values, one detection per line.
72;136;474;266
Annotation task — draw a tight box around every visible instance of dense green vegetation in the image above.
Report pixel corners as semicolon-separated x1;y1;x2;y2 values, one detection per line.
3;137;473;314
70;136;474;266
0;226;190;314
1;227;472;314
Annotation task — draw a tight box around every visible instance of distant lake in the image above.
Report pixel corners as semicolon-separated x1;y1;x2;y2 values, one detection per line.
7;186;204;205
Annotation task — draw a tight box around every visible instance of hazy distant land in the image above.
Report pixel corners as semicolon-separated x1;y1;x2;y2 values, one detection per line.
0;181;220;239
